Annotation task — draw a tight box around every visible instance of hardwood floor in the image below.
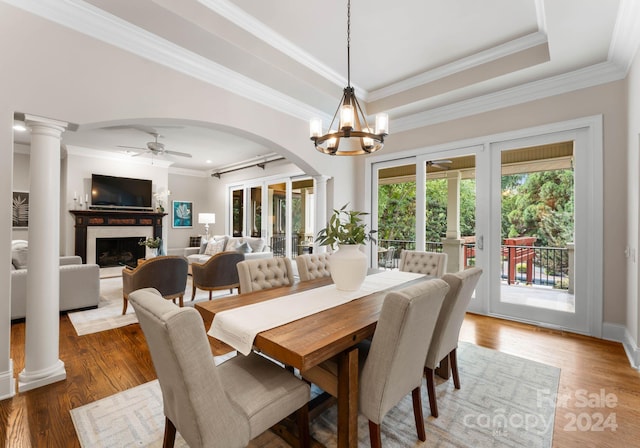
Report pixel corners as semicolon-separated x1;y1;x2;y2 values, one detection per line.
1;312;639;447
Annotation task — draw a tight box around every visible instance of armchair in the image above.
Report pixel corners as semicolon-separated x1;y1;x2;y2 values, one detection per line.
191;251;244;300
121;256;188;315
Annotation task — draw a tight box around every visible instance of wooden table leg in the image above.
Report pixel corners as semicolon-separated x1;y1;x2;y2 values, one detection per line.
337;347;359;448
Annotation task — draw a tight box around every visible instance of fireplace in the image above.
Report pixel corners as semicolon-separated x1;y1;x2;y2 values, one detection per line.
95;237;145;268
70;210;166;264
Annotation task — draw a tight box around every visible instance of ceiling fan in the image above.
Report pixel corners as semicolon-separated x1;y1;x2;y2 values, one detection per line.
117;132;192;158
426;159;452;170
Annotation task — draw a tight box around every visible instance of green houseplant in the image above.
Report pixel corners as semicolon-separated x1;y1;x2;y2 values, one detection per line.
139;237;162;257
316;204;377;249
316;204;376;291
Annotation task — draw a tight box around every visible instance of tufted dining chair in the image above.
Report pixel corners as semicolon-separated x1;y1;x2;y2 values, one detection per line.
398;250;448;277
129;288;310;448
237;257;295;293
122;255;188;315
295;253;331;282
424;267;483;417
302;278;449;447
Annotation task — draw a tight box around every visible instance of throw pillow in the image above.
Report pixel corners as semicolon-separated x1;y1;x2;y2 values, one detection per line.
235;241;252;254
198;239;208;254
244;237;266;253
225;237;243;252
204;239;225;256
189;236;202;247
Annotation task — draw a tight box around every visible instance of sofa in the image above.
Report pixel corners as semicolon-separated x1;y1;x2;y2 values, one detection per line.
10;241;100;320
184;235;273;267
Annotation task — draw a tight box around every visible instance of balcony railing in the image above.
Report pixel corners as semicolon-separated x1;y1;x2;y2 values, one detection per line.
378;239;570;290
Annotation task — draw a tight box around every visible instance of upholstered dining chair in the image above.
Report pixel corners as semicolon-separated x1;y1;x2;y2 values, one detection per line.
398;250;448;277
128;288;311;448
302;278;449;447
295;252;331;282
191;251;244;300
424;267;483;418
122;255;188;315
237;257;295;293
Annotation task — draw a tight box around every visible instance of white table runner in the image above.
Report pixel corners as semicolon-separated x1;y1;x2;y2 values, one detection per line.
208;270;425;355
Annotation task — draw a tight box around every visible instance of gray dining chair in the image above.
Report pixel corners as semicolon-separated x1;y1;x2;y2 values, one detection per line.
295;252;331;282
398;250;448;277
237;257;295;293
128;287;310;448
424;267;483;417
302;278;449;447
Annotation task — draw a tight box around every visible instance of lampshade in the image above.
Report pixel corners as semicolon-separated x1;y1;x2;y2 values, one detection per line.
198;213;216;224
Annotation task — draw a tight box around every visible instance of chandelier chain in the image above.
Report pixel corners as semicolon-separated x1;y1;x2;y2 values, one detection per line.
347;0;351;87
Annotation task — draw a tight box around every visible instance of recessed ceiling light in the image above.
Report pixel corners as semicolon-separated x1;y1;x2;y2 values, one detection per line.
206;160;212;164
13;120;27;132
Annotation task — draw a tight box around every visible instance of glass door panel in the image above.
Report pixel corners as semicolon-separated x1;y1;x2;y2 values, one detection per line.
292;179;314;256
249;186;262;237
231;188;244;237
376;162;417;269
267;181;287;257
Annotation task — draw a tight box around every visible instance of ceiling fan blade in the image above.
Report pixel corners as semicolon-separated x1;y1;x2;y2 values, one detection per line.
164;150;192;158
117;145;146;150
431;163;449;170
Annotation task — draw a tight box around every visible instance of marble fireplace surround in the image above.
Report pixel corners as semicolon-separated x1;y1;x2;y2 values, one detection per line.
69;210;166;265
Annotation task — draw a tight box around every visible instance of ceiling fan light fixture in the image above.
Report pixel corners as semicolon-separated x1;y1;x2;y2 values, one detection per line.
310;0;388;156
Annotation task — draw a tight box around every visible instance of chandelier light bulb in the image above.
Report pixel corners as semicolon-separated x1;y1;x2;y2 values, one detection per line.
375;113;389;135
309;118;322;138
340;104;354;130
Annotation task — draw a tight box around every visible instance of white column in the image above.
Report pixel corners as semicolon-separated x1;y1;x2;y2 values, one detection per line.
313;175;330;254
445;171;461;239
0;110;15;400
442;171;463;273
18;115;68;392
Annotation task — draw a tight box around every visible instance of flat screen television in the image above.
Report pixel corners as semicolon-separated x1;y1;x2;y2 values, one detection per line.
90;174;153;210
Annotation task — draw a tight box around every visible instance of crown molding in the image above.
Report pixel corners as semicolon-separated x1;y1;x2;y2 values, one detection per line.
608;0;640;74
3;0;330;124
4;0;636;137
368;32;548;102
392;61;626;133
197;0;352;92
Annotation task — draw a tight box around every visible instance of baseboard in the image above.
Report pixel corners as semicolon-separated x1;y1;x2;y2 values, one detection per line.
602;322;640;369
0;359;16;400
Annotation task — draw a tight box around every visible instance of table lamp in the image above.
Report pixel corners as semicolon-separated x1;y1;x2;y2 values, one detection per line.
198;213;216;240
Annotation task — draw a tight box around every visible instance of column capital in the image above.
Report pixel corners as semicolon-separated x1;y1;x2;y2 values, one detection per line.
24;114;68;137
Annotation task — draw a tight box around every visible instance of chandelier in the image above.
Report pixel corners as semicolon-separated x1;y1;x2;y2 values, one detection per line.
309;0;388;156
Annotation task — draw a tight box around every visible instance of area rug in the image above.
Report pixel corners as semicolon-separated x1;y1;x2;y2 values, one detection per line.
68;276;236;336
70;342;560;447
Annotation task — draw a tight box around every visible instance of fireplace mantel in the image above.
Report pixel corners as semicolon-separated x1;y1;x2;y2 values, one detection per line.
70;209;167;263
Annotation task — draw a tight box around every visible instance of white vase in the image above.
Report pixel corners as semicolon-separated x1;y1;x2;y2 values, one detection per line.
329;244;368;291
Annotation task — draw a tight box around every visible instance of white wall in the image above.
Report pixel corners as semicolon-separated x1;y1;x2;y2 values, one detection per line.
62;150;170;258
11;150;30;242
167;172;210;249
626;49;640;357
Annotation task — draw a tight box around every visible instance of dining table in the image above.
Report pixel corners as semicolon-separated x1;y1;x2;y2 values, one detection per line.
195;270;429;448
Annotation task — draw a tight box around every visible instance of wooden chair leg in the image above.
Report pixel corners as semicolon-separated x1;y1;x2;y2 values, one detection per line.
425;367;438;418
296;403;310;448
412;386;426;441
191;284;196;301
178;295;184;307
209;290;213;301
122;296;128;315
368;421;382;448
163;417;176;448
450;348;461;389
